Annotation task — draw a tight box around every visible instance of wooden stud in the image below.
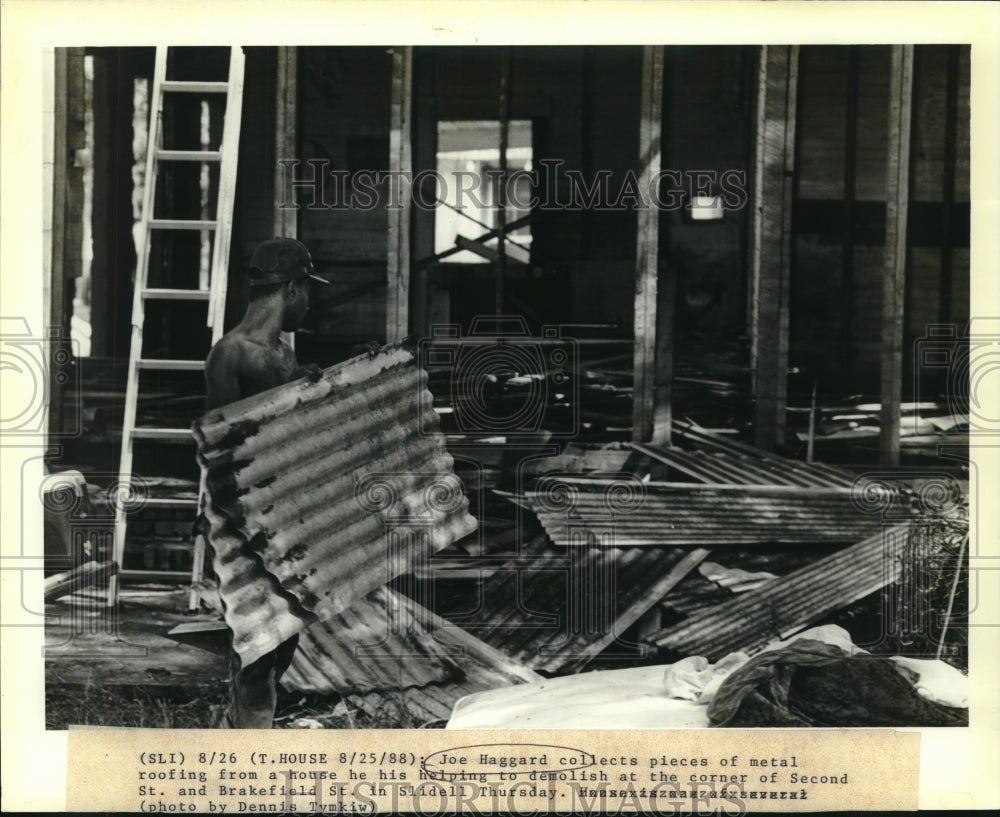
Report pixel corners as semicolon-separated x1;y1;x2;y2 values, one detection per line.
496;47;512;317
939;45;960;324
750;45;799;451
632;46;665;444
50;49;69;435
880;45;915;465
386;47;413;344
274;47;298;240
841;46;860;388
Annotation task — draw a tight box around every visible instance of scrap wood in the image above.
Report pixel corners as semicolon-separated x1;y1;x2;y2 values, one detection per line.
192;344;478;667
165;620;230;656
44;560;116;602
651;525;909;660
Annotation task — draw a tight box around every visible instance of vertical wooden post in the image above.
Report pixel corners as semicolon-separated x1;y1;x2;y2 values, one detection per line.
387;46;413;344
632;46;665;444
881;45;914;465
938;45;959;324
496;46;511;317
840;46;860;388
50;47;69;348
274;46;298;240
49;48;86;436
750;45;799;451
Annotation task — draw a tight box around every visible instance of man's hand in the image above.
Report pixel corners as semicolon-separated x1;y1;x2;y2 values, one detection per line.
351;340;382;360
293;362;324;383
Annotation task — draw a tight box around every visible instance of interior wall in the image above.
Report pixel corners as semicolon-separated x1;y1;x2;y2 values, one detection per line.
665;46;756;341
790;45;970;397
296;46;393;343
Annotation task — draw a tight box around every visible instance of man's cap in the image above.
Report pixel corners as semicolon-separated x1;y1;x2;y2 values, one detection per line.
248;238;329;286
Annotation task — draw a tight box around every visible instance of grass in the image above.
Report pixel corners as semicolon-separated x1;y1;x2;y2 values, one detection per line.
46;679;441;730
46;679;228;730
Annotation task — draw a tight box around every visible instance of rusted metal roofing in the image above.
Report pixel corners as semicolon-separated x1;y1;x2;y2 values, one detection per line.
462;546;709;674
524;478;884;547
281;587;462;696
633;424;857;488
282;589;544;725
651;525;909;660
193;346;478;666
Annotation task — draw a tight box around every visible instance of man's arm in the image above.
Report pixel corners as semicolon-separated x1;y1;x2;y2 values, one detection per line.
205;341;244;410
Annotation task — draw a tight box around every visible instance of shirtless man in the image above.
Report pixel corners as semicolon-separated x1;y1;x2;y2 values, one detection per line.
204;237;327;728
206;237;326;411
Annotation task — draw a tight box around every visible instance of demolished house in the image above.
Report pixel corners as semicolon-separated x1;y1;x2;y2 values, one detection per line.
39;44;971;729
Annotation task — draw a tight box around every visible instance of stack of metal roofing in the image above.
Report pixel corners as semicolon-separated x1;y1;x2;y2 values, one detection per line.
193;346;478;666
282;587;543;724
651;525;909;659
523;478;883;547
466;546;709;673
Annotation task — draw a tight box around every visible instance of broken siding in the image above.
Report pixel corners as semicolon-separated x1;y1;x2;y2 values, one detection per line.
193;346;478;665
652;525;909;660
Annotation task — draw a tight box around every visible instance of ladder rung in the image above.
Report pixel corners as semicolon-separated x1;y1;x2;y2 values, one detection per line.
137;359;205;372
119;569;193;584
161;80;231;94
131;428;195;442
140;497;200;508
142;288;211;301
149;219;217;230
156;150;222;162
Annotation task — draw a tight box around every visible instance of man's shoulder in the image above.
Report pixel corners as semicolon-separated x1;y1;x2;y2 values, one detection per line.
206;331;251;371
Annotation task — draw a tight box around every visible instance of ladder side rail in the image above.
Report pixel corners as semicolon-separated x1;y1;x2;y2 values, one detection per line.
193;46;246;610
109;47;169;606
207;47;246;340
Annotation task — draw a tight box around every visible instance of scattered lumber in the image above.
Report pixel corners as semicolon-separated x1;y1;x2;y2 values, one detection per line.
44;560;116;602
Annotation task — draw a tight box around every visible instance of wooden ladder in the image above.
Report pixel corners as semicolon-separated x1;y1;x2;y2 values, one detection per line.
108;47;245;607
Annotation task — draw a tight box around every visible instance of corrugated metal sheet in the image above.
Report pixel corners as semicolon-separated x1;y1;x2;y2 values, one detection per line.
524;479;884;546
651;525;909;660
193;346;478;665
661;423;857;488
283;589;544;725
633;443;854;488
462;546;709;673
282;587;462;696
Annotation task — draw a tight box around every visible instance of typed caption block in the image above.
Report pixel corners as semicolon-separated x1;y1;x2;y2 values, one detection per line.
67;728;919;813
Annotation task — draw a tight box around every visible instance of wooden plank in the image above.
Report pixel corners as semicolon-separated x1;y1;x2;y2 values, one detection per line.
156;149;222;162
496;46;511;316
207;46;245;335
45;560;117;603
632;45;665;444
148;218;218;230
841;47;860;385
142;288;211;300
161;80;229;93
880;45;914;466
50;48;69;435
273;47;298;239
109;47;168;608
939;45;960;323
750;46;799;451
386;47;413;344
